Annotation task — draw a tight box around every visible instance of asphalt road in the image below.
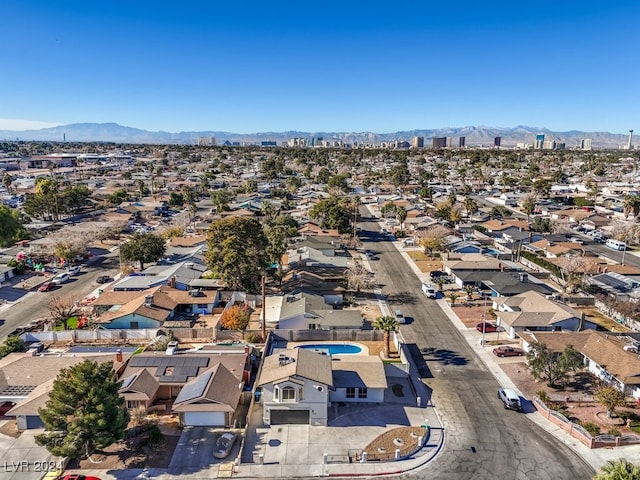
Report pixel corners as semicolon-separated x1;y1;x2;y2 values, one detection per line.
0;249;121;340
358;215;595;480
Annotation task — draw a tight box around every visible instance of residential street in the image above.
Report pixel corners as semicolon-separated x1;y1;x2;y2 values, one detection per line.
358;213;595;479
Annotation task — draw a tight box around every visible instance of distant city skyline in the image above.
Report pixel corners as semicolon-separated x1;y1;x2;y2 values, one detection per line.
1;1;638;134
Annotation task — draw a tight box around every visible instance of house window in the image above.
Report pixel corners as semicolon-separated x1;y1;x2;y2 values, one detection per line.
126;400;138;409
358;388;368;399
308;324;317;330
298;387;304;400
197;304;208;309
282;386;296;401
346;387;356;399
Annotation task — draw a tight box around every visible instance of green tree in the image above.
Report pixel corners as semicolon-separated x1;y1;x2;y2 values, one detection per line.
463;197;478;217
531;216;551;233
373;315;399;359
593;459;640;480
623;194;640;220
526;342;583;387
119;232;166;270
308;197;352;233
205;217;269;293
35;360;129;460
395;205;407;226
0;204;27;247
210;188;234;212
521;194;537;223
0;335;26;358
595;385;626;418
2;172;13;193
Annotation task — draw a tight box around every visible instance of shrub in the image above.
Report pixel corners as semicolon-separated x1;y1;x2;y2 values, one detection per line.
245;332;263;344
146;425;163;445
580;421;601;436
537;390;550;404
607;428;621;437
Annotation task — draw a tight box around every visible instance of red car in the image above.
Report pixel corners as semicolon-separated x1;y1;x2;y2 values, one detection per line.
38;281;56;292
476;322;498;333
493;346;524;357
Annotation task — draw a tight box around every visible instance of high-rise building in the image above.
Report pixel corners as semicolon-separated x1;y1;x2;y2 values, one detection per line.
628;130;634;150
494;136;501;147
432;137;447;148
197;136;216;146
534;134;545;149
458;136;466;148
411;136;424;148
446;137;453;148
580;139;592;150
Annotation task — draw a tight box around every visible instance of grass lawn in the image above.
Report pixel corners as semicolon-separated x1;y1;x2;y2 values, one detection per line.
54;316;78;331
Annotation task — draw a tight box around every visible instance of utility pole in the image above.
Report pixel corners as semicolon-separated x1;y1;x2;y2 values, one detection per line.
261;274;266;342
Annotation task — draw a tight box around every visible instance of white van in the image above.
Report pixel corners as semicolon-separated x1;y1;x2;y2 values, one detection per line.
421;283;437;299
498;388;522;411
606;239;626;251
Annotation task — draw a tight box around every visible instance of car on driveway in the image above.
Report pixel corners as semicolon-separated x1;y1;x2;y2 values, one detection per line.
476;322;498;333
429;270;447;281
492;346;524;357
38;281;57;292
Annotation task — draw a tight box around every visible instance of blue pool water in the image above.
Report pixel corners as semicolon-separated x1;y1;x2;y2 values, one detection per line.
297;343;363;355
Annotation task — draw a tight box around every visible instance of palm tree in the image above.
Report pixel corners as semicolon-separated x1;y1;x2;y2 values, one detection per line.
448;291;459;307
373;315;399;359
463;197;478;218
593;458;640;480
622;194;640;220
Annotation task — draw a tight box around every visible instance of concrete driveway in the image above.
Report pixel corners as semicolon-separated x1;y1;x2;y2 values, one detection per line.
0;424;65;480
168;427;240;477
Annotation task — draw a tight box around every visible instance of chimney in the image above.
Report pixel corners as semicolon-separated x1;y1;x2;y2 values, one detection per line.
144;295;153;307
116;349;123;363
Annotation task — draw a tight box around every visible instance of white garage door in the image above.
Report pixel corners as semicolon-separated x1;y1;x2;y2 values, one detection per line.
183;411;225;426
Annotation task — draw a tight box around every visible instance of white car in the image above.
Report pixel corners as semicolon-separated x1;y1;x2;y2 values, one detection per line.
51;272;71;284
67;265;81;275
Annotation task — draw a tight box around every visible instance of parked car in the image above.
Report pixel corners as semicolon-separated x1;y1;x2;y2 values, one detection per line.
212;432;237;459
492;346;524;357
430;270;447;281
67;265;81;275
96;275;112;284
498;388;522;411
51;272;71;284
476;322;498;333
38;281;57;292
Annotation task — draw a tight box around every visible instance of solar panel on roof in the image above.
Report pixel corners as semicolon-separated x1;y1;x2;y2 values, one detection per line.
174;371;213;403
595;274;630;291
120;375;136;390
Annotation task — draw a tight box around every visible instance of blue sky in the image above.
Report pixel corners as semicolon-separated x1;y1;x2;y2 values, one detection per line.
1;1;638;134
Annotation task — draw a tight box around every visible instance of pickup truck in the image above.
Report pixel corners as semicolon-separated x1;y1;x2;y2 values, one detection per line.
492;346;525;357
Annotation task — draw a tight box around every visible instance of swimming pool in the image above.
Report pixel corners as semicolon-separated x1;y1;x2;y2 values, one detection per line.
296;343;363;355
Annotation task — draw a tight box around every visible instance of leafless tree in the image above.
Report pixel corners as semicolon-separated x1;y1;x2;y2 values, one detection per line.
46;294;81;330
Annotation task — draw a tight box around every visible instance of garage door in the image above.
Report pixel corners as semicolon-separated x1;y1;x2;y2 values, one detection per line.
183;411;225;426
270;409;310;425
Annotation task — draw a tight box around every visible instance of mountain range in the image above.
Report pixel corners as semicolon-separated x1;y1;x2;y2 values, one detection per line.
0;123;634;149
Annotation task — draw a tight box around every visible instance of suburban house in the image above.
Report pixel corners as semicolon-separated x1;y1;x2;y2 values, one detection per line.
481;271;557;297
91;285;220;329
263;292;363;330
118;345;251;426
1;349;131;430
257;347;387;426
519;331;640;400
443;254;523;289
493;290;597;339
